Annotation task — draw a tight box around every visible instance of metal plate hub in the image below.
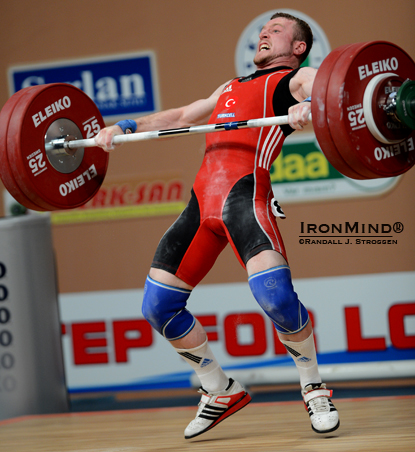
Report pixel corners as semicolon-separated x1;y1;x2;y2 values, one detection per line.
44;118;84;173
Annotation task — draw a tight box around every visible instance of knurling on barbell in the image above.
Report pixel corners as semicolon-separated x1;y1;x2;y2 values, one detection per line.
0;40;414;212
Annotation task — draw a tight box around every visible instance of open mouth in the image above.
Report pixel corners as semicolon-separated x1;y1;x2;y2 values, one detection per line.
259;43;270;52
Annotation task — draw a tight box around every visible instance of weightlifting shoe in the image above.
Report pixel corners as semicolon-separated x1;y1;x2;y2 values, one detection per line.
302;383;340;434
184;378;251;439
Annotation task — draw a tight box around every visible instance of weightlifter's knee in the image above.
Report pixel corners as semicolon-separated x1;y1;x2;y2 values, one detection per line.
142;275;195;341
248;265;309;334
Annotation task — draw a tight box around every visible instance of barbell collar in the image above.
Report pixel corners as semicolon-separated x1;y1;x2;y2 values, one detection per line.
45;136;78;156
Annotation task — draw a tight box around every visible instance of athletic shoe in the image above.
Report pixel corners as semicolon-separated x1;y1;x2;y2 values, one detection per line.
184;378;251;439
302;383;340;434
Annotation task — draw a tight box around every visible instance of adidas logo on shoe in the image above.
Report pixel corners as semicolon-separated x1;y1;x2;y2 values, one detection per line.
184;378;251;439
302;383;340;434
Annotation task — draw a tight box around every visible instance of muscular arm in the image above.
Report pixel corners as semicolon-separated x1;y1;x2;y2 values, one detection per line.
95;82;229;151
287;66;317;129
289;66;317;102
136;83;227;131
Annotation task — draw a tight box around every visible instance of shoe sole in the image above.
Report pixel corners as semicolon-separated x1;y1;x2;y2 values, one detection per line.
312;419;340;434
184;391;252;439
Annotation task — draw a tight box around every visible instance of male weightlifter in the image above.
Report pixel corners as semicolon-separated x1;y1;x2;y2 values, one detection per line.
95;12;340;439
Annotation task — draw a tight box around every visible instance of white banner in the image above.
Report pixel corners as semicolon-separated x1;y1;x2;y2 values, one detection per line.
59;271;415;393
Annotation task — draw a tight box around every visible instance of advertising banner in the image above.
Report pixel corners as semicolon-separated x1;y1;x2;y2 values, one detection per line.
9;51;160;121
59;271;415;393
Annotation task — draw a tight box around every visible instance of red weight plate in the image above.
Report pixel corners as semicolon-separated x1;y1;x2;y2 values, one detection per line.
326;41;415;178
7;83;108;210
312;43;367;179
326;41;395;178
0;86;46;210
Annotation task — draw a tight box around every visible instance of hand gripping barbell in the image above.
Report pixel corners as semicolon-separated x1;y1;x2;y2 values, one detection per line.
0;41;414;211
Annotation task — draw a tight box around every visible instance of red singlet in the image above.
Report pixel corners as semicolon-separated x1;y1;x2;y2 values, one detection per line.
152;67;299;287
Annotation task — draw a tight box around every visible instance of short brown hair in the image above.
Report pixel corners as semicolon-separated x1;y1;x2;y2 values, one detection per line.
270;12;313;64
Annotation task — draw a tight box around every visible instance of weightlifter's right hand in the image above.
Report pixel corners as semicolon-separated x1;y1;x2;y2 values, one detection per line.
94;125;123;152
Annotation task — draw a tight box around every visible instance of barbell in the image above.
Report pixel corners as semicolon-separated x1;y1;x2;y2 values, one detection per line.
0;40;414;211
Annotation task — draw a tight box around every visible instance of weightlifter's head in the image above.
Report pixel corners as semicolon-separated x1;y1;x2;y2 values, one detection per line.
253;12;313;70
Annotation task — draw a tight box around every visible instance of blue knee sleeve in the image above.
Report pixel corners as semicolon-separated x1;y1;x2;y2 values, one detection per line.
142;276;195;341
248;266;309;334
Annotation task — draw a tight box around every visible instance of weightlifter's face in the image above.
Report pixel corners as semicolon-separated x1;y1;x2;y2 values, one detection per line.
253;17;297;69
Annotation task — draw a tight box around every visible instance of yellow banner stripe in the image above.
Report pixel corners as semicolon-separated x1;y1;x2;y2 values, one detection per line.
51;202;186;225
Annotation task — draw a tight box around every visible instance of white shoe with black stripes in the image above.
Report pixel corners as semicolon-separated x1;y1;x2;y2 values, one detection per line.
184;378;251;439
302;383;340;434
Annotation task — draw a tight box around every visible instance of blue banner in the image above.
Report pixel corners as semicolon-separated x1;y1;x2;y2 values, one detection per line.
9;52;160;120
